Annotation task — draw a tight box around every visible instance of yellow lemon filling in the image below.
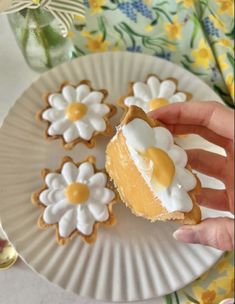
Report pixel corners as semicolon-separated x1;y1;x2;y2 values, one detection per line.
66;102;87;121
143;147;175;188
148;98;169;110
65;183;90;204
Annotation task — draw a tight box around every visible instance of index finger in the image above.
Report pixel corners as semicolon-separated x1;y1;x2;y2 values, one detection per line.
149;101;234;140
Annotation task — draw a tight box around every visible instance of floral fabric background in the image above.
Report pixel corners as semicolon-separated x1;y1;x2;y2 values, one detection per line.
165;252;234;304
69;1;235;303
69;0;234;107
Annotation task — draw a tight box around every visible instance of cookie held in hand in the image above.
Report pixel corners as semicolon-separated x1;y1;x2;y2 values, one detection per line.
106;106;201;224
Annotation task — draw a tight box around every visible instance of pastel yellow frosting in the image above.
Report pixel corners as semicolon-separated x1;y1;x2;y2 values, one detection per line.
148;98;169;110
143;147;175;188
66;102;87;121
65;183;90;204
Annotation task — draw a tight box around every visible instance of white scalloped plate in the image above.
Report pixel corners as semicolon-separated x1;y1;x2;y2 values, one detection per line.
0;52;227;302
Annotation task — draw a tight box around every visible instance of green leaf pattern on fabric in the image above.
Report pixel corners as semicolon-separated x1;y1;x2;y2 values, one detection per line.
166;252;234;303
69;0;234;106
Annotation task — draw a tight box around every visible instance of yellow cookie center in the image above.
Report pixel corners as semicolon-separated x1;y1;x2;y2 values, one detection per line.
148;98;169;111
65;183;90;205
143;147;175;188
65;102;87;122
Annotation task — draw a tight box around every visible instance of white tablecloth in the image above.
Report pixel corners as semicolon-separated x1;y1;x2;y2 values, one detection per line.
0;16;163;304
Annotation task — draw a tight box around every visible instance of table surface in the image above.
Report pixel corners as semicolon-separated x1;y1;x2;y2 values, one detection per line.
0;16;163;304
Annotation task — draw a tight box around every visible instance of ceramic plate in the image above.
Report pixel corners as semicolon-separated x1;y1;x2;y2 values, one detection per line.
0;52;227;302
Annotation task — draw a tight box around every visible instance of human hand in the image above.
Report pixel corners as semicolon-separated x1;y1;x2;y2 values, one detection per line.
149;101;234;251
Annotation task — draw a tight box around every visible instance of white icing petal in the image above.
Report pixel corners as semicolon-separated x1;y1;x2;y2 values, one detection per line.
123;118;196;213
42;108;64;122
61;162;78;184
77;162;95;183
89;104;110;116
147;76;160;97
88;203;109;222
170;185;193;212
76;84;90;101
169;92;187;103
159;80;176;98
48;94;68;110
75;120;94;140
125;96;142;106
48;118;70;136
43;200;72;224
124;96;148;112
58;208;77;238
77;223;94;236
153;127;174;151
88;172;107;188
176;167;197;192
39;189;65;206
90;187;115;204
88;115;106;132
45;173;66;189
82;92;104;105
133;82;151;101
63;124;79;143
62;85;76;103
76;206;95;235
169;145;188;168
122;119;154;151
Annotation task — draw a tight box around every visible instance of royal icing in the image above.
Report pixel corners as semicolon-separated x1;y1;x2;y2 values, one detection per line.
42;84;110;143
124;76;187;112
39;161;115;238
122;119;196;213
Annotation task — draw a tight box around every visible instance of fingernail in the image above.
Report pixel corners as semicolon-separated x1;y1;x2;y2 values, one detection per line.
219;299;235;304
173;227;199;244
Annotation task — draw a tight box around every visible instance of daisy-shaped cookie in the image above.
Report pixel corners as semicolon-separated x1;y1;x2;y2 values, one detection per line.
119;75;192;114
38;81;116;150
32;156;116;245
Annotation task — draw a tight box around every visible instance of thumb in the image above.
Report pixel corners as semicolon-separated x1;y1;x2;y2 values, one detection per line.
173;217;234;251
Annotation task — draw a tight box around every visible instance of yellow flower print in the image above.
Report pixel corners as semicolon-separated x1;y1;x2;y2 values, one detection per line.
216;277;233;291
89;0;106;14
217;0;234;16
192;286;223;304
144;0;152;5
209;14;225;31
145;24;154;32
176;0;194;8
218;54;229;71
210;276;234;299
230;278;234;294
192;39;213;69
201;290;217;304
216;254;230;273
74;15;85;22
219;38;233;48
83;31;110;52
165;16;183;40
225;74;234;99
67;31;75;39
